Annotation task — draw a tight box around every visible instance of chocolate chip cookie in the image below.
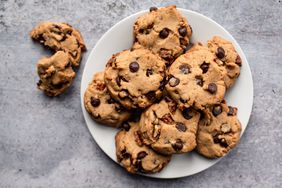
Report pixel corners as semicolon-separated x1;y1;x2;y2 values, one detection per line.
133;5;192;65
115;121;171;174
139;96;200;155
196;100;242;158
30;22;86;67
37;51;75;96
84;72;131;127
207;36;242;88
104;48;166;109
165;43;227;110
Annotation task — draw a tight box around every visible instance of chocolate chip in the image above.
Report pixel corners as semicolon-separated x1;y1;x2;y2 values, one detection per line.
116;76;121;87
53;24;62;30
90;97;100;107
115;105;125;113
172;139;183;151
65;61;71;68
122;122;130;131
179;64;190;74
212;105;222;116
236;55;242;66
199;110;205;120
93;113;101;119
116;76;128;87
200;62;209;73
121;149;131;159
129;61;139;72
169;76;180;87
176;122;187;132
213;134;229;147
208;83;217;94
213;135;221;144
182;108;193;120
180;98;187;103
121;76;128;82
137;151;147;159
146;69;153;76
161;113;174;124
129;109;143;122
219;139;228;147
37;80;42;87
179;38;187;46
159;28;169;39
145;91;156;101
37;34;45;43
138;28;145;34
195;76;203;87
66;30;72;35
52;82;64;89
227;106;237;116
107;98;115;104
178;26;187;37
159;77;167;90
147;23;154;29
139;24;154;35
216;47;225;59
159;48;173;62
149;7;158;12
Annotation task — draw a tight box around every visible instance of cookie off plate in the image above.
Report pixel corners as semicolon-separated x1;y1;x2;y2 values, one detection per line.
80;8;253;178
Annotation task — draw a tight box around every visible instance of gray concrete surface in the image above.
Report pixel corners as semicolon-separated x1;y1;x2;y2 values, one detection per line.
0;0;281;187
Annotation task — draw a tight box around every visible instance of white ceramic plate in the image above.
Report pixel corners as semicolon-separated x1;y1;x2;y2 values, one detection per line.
80;8;253;179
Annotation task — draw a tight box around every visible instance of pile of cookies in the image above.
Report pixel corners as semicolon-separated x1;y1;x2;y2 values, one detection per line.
84;5;243;174
30;22;86;96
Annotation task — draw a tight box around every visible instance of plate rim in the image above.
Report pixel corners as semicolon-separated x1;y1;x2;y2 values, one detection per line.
80;8;254;179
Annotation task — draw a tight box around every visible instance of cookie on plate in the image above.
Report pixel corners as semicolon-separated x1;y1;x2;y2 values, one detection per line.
139;96;200;155
196;100;242;158
133;5;192;66
84;71;131;127
115;121;171;174
30;22;86;67
104;48;166;109
165;43;226;110
207;36;242;88
37;51;75;96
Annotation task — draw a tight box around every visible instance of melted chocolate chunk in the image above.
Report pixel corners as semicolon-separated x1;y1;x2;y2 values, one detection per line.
90;97;100;107
176;122;187;132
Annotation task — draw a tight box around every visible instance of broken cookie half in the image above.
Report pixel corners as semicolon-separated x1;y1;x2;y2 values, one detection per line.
37;51;75;96
30;21;86;67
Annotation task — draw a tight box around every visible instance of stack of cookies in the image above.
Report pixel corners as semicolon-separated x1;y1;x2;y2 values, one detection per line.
30;22;86;96
84;5;243;174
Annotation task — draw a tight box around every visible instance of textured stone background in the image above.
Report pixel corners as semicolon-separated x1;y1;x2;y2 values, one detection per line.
0;0;281;187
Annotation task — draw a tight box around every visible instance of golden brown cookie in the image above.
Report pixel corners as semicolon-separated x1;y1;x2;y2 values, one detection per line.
196;100;242;158
133;5;192;66
84;72;131;127
139;96;200;155
165;43;226;110
37;51;75;96
104;48;166;109
115;121;171;174
207;36;242;88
